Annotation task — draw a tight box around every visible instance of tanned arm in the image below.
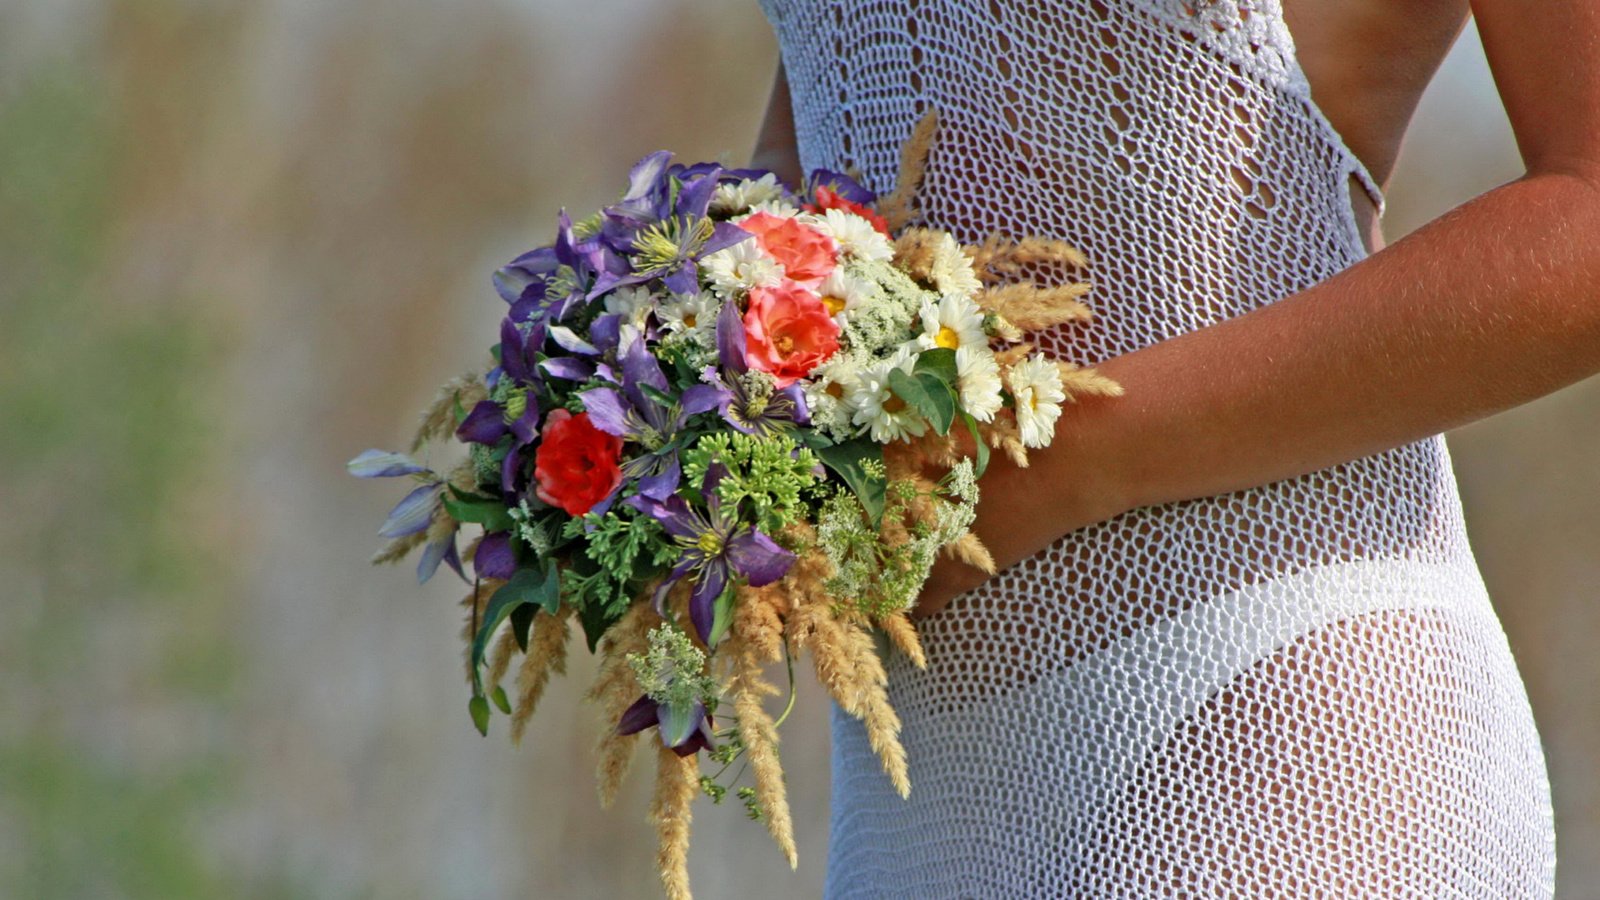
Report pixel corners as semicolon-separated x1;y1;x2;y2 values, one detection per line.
916;0;1600;616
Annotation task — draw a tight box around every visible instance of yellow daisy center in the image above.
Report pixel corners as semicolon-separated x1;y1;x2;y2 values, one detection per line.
821;294;847;315
935;325;961;349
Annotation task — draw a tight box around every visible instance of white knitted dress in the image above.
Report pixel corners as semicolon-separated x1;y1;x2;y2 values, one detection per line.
757;1;1557;897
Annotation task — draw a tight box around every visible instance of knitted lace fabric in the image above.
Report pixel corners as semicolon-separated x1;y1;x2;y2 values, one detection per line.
757;1;1557;896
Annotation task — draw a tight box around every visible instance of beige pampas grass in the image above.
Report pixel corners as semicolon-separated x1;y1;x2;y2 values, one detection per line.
510;606;573;743
587;602;661;808
967;233;1089;283
877;611;927;669
975;281;1093;331
726;637;797;868
877;108;940;232
651;745;699;900
946;531;997;575
1058;361;1125;400
790;603;910;798
411;372;487;452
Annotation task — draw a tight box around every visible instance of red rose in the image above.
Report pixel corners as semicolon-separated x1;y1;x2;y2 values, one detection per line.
743;280;842;388
534;409;623;516
806;184;891;236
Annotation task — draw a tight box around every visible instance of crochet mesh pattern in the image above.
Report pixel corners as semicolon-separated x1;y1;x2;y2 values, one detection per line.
758;1;1556;896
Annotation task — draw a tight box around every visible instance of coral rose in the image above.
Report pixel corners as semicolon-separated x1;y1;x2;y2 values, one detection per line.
534;409;624;516
736;211;838;286
742;281;841;388
806;184;891;236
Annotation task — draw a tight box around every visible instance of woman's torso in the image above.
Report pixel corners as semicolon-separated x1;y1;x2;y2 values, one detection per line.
761;1;1555;896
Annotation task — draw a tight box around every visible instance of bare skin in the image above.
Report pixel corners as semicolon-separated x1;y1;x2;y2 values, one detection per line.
752;0;1600;618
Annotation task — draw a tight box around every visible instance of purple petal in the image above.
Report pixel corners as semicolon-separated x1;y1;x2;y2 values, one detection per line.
347;449;427;478
540;357;596;381
493;264;540;306
617;695;659;735
416;528;459;584
588;313;623;356
587;270;646;302
510;402;540;445
650;558;696;614
671;716;715;757
810;168;877;204
455;401;509;444
637;454;680;501
501;446;524;494
675;168;721;218
620;335;669;409
702;220;753;257
679;383;725;419
688;565;727;645
622;152;673;207
662;264;699;296
657;699;707;749
715;298;748;374
632;493;702;541
379;483;442;538
500;318;533;383
726;528;796;587
474;531;517;580
578;387;635;438
775;383;812;426
548;325;597;356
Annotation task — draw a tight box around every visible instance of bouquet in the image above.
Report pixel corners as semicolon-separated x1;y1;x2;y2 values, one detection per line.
350;112;1117;899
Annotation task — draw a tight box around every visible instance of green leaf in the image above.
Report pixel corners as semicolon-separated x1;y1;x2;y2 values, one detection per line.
510;602;537;653
490;684;512;715
638;383;677;409
578;601;626;653
888;367;956;435
443;487;516;532
471;563;561;674
960;411;991;478
913;347;958;385
468;695;491;736
815;438;886;525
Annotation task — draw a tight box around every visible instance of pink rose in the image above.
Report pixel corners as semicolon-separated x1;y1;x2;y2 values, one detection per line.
743;281;841;388
737;211;838;286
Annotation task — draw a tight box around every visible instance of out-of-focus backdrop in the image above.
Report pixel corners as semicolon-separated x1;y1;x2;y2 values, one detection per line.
1;2;1593;898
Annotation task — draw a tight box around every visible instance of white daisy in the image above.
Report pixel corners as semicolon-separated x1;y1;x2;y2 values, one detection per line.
657;291;720;344
915;292;987;352
1007;354;1067;448
815;267;875;325
927;232;983;297
804;352;867;439
602;285;657;329
746;197;801;217
709;173;788;217
848;351;928;444
700;237;783;297
955;346;1004;422
813;207;894;262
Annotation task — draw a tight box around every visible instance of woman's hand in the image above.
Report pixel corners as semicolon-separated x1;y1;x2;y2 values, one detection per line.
911;408;1132;618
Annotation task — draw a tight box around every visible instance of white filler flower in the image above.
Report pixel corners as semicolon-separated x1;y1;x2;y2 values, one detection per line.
1007;354;1067;448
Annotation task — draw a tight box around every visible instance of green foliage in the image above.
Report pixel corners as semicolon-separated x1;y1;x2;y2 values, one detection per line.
682;431;821;533
558;505;676;648
814;438;887;525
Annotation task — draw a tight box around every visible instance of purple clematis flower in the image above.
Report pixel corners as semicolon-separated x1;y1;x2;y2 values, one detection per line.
588;156;753;298
806;167;878;205
626;462;795;645
579;334;723;501
346;450;464;584
457;318;544;495
702;300;810;436
615;694;714;756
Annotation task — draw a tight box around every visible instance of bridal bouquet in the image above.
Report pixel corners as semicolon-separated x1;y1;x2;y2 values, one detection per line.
350;113;1116;898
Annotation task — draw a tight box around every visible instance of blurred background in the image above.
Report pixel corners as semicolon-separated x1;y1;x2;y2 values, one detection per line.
0;2;1593;898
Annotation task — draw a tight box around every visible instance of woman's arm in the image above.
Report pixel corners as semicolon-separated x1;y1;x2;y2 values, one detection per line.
915;0;1600;616
750;62;803;187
